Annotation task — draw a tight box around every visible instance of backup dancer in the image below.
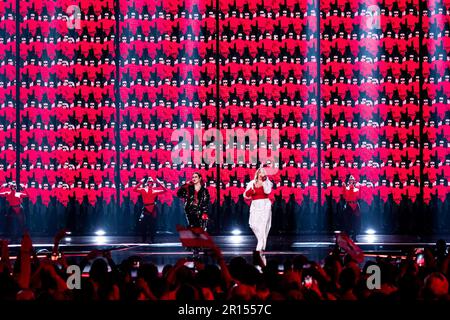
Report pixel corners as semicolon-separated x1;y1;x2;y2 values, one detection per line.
342;175;361;241
134;177;168;243
0;183;29;242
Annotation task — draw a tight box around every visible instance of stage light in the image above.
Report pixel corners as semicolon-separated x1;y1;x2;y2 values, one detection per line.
66;231;72;235
230;235;243;244
94;236;107;245
366;229;376;235
65;237;72;242
95;230;106;236
231;229;241;235
150;242;182;247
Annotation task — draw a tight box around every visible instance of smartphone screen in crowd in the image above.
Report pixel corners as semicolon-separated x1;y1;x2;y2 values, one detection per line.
303;275;313;288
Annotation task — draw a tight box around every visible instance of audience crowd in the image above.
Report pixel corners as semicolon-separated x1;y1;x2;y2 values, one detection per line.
0;232;449;301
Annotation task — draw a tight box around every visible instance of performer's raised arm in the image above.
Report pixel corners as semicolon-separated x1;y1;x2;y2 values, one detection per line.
133;178;146;192
243;180;255;199
176;180;191;199
17;184;29;198
0;183;11;196
17;191;29;199
262;177;273;195
152;178;168;194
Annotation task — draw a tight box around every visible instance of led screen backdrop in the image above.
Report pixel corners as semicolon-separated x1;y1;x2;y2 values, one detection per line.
0;0;448;236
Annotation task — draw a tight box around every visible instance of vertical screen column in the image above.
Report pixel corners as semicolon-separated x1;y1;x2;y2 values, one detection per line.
320;0;420;235
19;0;116;235
0;1;16;235
424;1;450;233
219;0;319;234
119;0;217;234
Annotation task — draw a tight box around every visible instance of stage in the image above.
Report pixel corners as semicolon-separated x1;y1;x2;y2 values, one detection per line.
6;234;449;270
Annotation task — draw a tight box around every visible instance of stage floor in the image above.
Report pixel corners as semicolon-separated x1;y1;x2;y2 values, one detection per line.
5;234;450;269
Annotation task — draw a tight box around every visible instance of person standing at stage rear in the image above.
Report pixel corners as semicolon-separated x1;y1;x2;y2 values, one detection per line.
342;175;361;241
177;172;210;231
0;182;29;242
244;168;273;260
134;177;168;243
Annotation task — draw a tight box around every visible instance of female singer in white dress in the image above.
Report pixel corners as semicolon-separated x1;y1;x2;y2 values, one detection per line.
244;168;273;255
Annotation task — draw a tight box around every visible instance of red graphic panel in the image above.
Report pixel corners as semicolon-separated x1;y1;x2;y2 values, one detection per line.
19;0;116;234
424;0;450;232
0;0;16;185
119;0;218;232
320;0;422;233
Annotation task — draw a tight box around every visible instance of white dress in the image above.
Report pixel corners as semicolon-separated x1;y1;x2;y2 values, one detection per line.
244;179;273;251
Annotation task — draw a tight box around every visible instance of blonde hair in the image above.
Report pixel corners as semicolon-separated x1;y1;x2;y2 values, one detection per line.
254;168;267;182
